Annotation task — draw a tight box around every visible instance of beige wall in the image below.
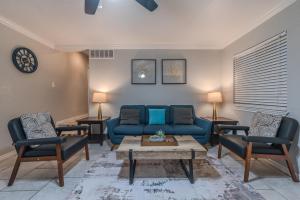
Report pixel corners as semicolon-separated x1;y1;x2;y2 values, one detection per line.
88;49;222;119
0;24;89;155
220;1;300;172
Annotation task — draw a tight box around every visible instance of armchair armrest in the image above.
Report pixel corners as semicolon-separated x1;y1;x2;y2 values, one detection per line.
242;136;291;145
15;136;67;148
55;125;89;132
217;125;250;135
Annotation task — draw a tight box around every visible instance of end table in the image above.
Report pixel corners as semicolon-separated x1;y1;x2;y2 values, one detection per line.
202;117;239;146
77;116;111;145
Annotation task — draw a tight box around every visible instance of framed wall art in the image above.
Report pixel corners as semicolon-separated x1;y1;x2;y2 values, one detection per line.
162;59;187;84
131;59;156;84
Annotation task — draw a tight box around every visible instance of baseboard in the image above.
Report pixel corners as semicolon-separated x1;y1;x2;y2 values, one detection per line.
56;113;88;125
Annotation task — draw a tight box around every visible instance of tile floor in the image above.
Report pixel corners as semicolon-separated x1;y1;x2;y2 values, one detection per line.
0;142;299;200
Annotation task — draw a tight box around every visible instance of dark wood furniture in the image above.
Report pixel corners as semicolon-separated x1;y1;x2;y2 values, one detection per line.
77;116;111;145
217;116;299;182
7;117;89;187
202;117;238;146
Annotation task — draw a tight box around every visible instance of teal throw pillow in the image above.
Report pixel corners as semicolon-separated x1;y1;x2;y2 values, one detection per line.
149;109;166;125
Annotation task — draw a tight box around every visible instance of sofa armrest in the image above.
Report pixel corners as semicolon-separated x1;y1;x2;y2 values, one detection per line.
195;117;212;134
15;136;67;148
242;136;291;144
107;118;120;138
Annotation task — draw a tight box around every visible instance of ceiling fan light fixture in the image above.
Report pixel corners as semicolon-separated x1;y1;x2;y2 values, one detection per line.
136;0;158;12
85;0;100;15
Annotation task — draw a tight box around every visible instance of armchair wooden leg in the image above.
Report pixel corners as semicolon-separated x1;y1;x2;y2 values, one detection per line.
56;144;64;187
282;144;299;182
218;143;222;159
8;146;25;186
244;142;252;182
84;144;90;160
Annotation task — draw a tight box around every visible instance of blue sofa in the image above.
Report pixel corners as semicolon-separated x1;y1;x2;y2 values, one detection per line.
107;105;212;145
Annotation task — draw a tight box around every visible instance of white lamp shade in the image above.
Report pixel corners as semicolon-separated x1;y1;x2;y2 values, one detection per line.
92;92;107;103
208;92;222;103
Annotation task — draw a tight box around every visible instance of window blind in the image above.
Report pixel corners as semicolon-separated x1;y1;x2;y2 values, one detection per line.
233;31;288;114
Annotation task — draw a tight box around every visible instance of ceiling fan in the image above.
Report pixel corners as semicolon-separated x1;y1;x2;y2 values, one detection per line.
85;0;158;15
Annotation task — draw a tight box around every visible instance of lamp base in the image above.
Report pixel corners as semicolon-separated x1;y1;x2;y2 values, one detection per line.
212;103;217;120
97;103;103;120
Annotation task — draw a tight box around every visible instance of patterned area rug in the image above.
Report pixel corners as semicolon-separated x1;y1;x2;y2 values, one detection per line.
68;145;265;200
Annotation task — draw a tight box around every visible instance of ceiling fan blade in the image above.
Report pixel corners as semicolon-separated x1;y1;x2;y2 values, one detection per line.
85;0;100;15
136;0;158;12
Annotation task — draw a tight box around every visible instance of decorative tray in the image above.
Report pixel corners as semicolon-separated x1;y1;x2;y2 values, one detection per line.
141;135;178;146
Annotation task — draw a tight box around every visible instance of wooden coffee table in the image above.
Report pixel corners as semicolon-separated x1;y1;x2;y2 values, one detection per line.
116;136;207;185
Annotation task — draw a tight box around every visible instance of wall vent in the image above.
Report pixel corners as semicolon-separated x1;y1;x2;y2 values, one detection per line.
89;50;114;59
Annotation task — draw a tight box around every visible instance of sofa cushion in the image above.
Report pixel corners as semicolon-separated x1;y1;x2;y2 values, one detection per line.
173;107;194;125
23;136;88;160
168;125;206;135
114;125;144;135
120;109;140;125
143;125;172;134
120;105;146;124
148;109;166;125
146;105;170;124
170;105;195;124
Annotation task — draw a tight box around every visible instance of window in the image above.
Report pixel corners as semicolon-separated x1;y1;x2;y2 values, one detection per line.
233;31;288;114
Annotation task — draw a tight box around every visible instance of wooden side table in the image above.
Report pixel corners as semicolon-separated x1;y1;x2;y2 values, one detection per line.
77;116;111;145
202;117;239;146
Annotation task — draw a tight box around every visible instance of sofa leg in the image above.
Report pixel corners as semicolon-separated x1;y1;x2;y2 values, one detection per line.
56;144;64;187
244;142;252;182
218;143;222;159
8;146;25;186
85;144;90;161
282;144;299;182
111;145;118;151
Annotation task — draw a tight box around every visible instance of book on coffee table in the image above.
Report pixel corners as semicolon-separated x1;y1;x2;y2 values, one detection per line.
141;135;178;146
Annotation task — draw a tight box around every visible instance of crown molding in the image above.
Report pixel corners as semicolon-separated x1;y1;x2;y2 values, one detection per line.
55;43;222;51
221;0;296;49
0;15;55;49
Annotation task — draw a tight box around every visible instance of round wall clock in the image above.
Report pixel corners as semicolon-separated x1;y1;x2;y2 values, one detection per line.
12;47;38;73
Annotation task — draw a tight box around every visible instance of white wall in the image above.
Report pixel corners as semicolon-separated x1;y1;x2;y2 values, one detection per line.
0;24;89;155
89;49;221;118
220;1;300;172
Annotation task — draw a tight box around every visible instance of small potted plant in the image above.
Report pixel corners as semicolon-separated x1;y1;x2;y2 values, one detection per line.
149;129;166;142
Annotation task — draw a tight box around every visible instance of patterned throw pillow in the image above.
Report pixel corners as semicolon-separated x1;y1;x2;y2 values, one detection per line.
249;112;282;137
20;112;57;140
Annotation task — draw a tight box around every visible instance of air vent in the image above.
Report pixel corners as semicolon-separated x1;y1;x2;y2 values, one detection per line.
89;50;114;59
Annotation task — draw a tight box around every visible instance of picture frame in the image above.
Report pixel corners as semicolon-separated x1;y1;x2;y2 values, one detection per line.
131;59;156;84
162;59;187;84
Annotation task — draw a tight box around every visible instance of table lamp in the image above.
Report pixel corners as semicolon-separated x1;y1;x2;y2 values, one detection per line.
208;91;222;120
92;92;107;119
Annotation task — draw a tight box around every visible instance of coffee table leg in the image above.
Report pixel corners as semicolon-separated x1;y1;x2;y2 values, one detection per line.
180;149;195;184
180;159;194;184
129;149;136;185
